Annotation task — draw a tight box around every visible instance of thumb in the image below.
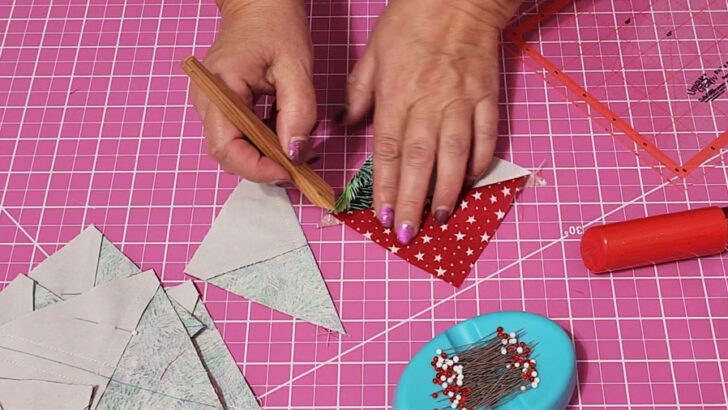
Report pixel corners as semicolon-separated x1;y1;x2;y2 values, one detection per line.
337;50;375;126
272;60;317;166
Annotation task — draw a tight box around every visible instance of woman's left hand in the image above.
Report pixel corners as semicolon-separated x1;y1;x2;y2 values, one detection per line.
339;0;521;244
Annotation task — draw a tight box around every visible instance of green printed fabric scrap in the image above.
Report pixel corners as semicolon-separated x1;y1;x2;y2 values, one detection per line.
333;155;373;213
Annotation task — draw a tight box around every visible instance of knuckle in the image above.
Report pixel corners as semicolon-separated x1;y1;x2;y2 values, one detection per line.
473;113;498;141
377;80;400;100
442;135;470;157
435;182;461;202
474;129;497;143
206;140;228;162
481;88;497;101
374;136;402;162
376;179;398;196
347;73;368;93
280;104;316;124
408;39;436;60
403;141;434;168
217;159;237;175
398;196;422;211
443;99;472;117
241;172;263;182
407;111;432;126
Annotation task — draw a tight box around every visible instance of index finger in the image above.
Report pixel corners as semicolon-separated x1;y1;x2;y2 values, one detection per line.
204;104;291;183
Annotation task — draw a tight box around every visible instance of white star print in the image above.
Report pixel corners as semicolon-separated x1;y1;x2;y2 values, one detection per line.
466;216;476;224
383;228;391;235
415;252;424;261
422;234;432;243
389;245;400;254
455;232;466;241
435;267;447;277
481;232;490;242
466;248;474;256
472;191;482;200
501;186;511;197
495;209;505;220
440;224;448;232
363;231;372;239
460;200;468;210
490;195;497;204
434;254;442;262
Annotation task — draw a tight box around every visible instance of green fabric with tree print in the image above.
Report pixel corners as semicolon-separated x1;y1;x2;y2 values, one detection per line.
333;155;373;213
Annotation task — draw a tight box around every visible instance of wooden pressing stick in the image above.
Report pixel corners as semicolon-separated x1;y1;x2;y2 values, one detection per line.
181;56;335;210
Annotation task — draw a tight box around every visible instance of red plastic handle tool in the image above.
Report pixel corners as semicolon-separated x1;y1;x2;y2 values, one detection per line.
581;207;728;273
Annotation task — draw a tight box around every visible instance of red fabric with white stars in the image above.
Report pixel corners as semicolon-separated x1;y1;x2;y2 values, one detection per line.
335;176;528;287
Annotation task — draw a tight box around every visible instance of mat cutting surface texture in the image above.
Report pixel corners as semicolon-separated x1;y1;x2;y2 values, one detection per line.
0;0;727;408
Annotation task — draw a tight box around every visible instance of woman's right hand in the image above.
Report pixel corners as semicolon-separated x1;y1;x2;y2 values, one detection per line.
191;0;317;184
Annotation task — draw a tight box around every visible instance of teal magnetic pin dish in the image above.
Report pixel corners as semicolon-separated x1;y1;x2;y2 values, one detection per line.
394;311;576;410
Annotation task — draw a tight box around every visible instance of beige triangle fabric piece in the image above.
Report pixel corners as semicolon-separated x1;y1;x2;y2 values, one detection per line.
0;379;94;410
0;274;34;326
20;228;224;409
167;281;261;410
185;180;345;334
27;225;102;298
472;157;531;188
186;181;308;280
0;271;159;409
166;280;200;313
0;226;270;409
26;226;142;298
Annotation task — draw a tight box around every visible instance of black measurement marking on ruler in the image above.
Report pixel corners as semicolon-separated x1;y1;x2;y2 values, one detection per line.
689;60;728;103
687;74;718;96
699;83;726;103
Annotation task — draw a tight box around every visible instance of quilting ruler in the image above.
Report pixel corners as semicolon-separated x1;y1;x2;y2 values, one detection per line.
0;0;727;408
508;0;728;188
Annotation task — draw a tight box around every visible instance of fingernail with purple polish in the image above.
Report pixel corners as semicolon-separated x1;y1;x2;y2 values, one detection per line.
434;208;450;225
288;137;307;165
397;222;416;245
378;206;394;228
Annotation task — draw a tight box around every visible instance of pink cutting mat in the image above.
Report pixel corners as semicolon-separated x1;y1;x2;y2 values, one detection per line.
1;0;728;408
